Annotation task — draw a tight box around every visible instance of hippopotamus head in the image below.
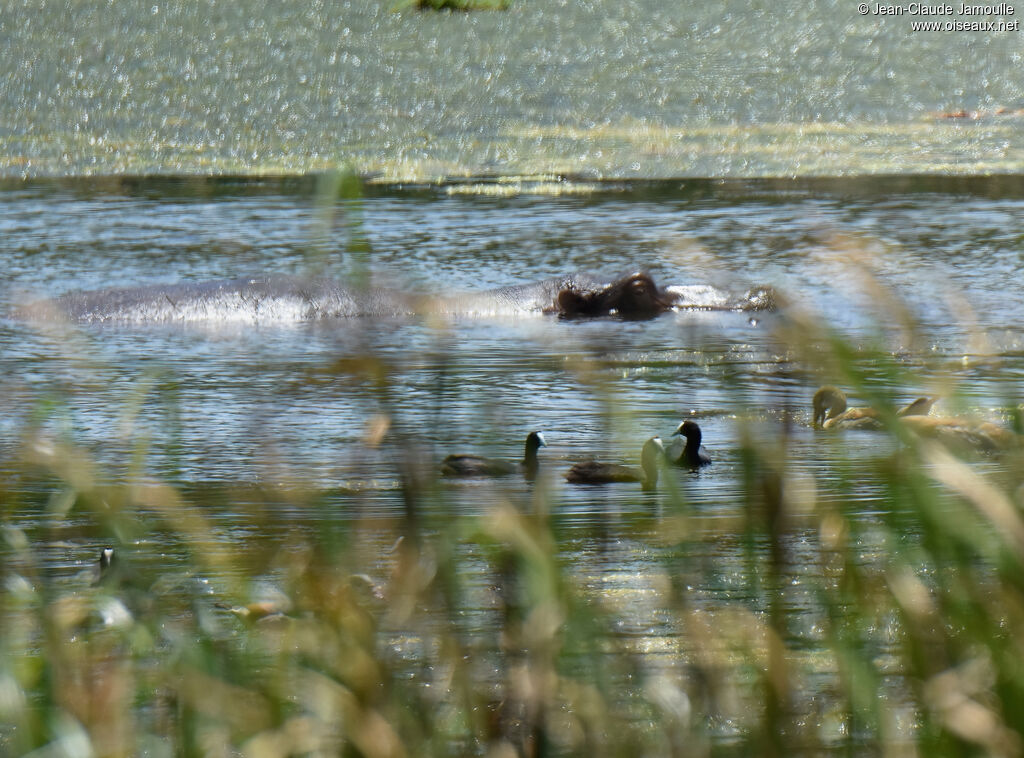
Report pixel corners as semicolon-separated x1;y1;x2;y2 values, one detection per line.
556;272;677;320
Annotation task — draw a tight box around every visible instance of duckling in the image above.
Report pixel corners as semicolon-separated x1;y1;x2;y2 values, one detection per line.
215;600;289;622
812;386;936;430
215;584;294;623
671;420;712;468
565;436;664;490
814;387;1021;452
441;431;546;478
901;416;1021;453
899;396;937;417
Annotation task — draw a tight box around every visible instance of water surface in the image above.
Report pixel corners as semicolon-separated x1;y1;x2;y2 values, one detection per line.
3;176;1020;489
2;0;1023;178
1;177;1022;749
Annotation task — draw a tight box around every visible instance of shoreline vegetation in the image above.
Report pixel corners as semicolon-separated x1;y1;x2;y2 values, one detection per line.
2;178;1024;756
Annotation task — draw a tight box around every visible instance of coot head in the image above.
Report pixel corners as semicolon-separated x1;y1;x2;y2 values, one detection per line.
672;420;712;467
524;431;547;458
522;431;547;479
673;420;702;444
91;547;117;586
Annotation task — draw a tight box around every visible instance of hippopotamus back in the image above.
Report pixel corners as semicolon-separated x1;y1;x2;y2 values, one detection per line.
21;270;774;324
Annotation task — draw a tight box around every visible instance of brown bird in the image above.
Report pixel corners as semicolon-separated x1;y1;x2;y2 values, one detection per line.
814;387;1021;452
812;386;936;430
901;416;1021;452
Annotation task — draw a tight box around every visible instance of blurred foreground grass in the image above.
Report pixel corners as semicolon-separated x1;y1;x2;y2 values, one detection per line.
3;216;1024;758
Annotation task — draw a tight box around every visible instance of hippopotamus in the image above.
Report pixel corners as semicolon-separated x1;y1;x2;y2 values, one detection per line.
22;271;777;324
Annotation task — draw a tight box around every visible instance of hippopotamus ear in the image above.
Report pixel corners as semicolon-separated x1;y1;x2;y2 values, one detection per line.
557;288;589;316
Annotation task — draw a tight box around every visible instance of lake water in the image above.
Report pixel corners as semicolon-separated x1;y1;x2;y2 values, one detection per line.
2;173;1021;561
3;0;1023;179
3;176;1022;489
2;0;1024;741
1;174;1022;751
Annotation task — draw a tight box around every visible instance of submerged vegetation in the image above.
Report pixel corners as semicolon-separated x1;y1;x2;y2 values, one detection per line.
2;183;1024;757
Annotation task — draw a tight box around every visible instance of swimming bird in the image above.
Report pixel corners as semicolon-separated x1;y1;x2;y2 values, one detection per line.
812;386;936;430
565;436;664;490
215;600;290;622
814;387;1020;452
80;547;140;628
671;420;712;468
901;416;1021;453
88;547;139;591
90;547;118;586
440;431;546;478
